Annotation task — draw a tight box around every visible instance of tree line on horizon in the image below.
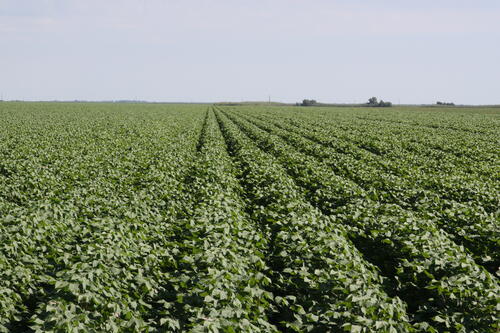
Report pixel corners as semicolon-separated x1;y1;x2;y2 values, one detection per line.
297;97;393;107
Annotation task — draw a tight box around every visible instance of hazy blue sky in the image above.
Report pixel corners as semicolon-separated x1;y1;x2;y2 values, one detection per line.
1;0;499;104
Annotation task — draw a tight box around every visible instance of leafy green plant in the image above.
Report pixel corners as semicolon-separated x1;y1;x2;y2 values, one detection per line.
0;102;498;332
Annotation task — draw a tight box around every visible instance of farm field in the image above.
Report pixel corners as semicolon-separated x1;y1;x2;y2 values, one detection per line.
0;102;498;332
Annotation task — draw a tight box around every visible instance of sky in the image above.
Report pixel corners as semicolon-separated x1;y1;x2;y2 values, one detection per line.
1;0;499;104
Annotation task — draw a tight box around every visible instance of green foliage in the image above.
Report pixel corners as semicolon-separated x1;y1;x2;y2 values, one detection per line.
0;102;498;332
367;97;393;107
217;105;499;332
299;99;318;107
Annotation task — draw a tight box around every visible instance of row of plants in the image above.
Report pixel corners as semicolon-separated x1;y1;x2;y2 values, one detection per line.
218;107;499;332
0;103;205;331
230;109;498;272
246;106;498;191
1;102;498;332
275;107;498;180
215;109;413;332
148;109;275;331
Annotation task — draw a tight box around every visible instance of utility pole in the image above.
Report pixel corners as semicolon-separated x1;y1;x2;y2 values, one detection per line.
268;95;271;104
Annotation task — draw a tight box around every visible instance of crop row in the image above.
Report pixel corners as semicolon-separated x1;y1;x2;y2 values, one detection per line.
148;108;275;331
0;102;498;332
215;109;413;332
254;106;498;180
228;109;499;272
0;104;205;331
216;107;499;332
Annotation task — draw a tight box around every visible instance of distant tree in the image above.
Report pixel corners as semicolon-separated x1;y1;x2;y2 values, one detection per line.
366;97;392;107
368;97;378;105
301;99;318;106
436;101;455;106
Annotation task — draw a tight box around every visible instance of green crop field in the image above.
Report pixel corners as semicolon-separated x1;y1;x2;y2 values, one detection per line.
0;102;498;332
